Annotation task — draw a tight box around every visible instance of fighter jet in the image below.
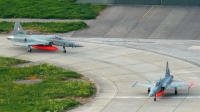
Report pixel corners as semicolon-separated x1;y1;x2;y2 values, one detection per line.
132;62;194;101
7;22;83;53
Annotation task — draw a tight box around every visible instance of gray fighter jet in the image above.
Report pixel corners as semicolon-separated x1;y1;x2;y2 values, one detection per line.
7;22;83;53
132;62;194;101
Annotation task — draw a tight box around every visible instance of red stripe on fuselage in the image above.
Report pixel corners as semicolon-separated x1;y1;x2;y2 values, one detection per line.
32;45;58;51
156;90;164;97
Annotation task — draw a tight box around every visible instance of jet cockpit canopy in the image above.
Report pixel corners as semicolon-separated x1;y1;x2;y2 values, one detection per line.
154;81;160;86
53;36;63;40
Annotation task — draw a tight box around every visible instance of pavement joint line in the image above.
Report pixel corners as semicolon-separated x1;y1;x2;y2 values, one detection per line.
98;73;136;77
147;5;162;21
172;71;191;112
114;40;200;68
139;5;154;21
136;97;149;112
167;7;192;40
98;75;119;112
77;66;117;72
98;53;140;60
78;39;200;66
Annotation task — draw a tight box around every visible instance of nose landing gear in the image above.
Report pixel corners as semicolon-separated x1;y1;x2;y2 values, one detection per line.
28;45;32;52
63;44;66;53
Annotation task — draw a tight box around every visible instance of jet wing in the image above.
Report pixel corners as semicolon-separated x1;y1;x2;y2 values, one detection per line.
13;42;39;47
13;42;49;47
132;82;153;88
166;83;189;89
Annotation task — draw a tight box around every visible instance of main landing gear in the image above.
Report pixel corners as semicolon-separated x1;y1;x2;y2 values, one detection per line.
28;45;32;52
154;95;156;101
63;44;66;53
148;88;150;94
175;87;177;95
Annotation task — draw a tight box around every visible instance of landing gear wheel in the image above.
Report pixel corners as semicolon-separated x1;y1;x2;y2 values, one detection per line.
63;43;66;53
28;45;32;52
154;95;156;101
63;50;66;53
49;42;53;46
148;88;150;94
28;49;32;52
175;90;177;95
175;87;177;95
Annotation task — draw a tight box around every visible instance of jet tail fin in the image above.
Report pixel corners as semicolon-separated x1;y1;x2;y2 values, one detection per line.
165;61;170;77
12;22;26;36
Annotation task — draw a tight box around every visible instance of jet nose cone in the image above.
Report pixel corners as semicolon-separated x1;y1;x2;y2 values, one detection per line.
149;92;154;97
73;43;83;47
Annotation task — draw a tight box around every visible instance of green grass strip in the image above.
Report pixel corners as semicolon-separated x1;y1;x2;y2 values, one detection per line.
0;56;27;67
0;0;106;19
0;21;88;33
0;57;96;112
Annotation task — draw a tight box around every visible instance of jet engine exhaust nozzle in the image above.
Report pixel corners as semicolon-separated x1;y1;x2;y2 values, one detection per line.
7;36;14;40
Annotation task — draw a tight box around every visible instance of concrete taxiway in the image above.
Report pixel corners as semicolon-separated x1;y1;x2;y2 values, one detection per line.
73;6;200;39
0;36;200;112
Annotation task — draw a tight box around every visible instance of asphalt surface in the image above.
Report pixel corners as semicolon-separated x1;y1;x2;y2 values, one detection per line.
0;36;200;112
72;6;200;39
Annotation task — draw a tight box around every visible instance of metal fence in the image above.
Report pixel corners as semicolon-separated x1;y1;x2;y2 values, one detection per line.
114;0;200;5
114;0;160;5
76;0;200;6
161;0;200;6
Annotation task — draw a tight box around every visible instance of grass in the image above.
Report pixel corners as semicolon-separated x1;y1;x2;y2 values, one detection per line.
0;21;88;33
0;0;106;19
0;56;28;67
0;56;96;112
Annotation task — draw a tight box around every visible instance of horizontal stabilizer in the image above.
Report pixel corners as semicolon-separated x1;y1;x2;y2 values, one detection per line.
132;82;153;88
189;82;194;88
166;83;189;89
132;82;138;87
172;80;183;83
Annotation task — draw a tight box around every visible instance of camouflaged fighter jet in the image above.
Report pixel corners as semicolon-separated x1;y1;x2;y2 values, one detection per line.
132;62;194;101
7;22;83;53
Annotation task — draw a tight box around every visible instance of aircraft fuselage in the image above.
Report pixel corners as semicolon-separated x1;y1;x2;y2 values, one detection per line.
149;75;173;97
